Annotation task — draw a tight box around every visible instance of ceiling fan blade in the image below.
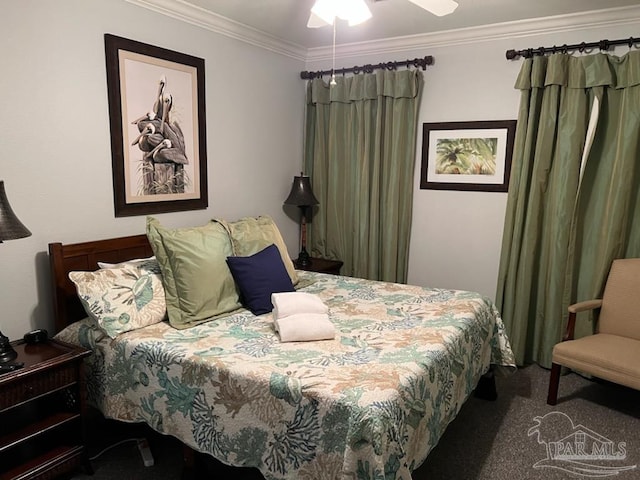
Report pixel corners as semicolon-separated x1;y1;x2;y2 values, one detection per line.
406;0;458;16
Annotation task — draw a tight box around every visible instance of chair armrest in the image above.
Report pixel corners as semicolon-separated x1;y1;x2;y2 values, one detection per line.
564;299;602;341
568;299;602;314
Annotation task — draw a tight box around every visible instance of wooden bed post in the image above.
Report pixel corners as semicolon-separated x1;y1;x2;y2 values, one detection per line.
181;444;197;480
474;368;497;401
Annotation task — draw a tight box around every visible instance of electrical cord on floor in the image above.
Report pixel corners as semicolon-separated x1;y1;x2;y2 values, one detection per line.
89;437;155;466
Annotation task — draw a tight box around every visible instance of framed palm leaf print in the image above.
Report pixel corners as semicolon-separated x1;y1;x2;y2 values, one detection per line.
420;120;516;192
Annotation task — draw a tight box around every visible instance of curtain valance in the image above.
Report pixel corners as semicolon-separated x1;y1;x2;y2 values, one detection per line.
515;50;640;90
308;69;423;105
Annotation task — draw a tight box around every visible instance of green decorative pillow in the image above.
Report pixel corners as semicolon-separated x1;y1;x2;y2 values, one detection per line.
69;266;166;339
146;217;241;329
216;215;299;285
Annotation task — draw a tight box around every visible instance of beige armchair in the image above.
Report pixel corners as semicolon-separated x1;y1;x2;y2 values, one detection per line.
547;258;640;405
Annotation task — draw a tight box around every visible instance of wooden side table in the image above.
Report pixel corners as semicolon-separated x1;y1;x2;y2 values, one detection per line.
0;339;92;480
295;257;343;275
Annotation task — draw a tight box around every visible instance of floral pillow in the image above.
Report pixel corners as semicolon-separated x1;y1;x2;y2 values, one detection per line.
68;265;166;339
53;318;106;349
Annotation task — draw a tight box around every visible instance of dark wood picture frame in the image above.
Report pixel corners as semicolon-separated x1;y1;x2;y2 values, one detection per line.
105;34;208;217
420;120;516;192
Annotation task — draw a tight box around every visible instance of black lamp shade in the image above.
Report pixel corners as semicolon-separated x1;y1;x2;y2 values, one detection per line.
0;181;31;242
284;174;319;207
0;180;30;365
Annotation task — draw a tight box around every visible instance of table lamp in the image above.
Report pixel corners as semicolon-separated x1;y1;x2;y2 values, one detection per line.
284;173;319;268
0;180;32;364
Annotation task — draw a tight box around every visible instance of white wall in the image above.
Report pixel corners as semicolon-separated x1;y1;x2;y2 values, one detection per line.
0;0;305;340
305;16;640;300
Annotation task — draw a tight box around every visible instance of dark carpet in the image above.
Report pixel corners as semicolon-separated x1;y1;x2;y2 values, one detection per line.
72;365;640;480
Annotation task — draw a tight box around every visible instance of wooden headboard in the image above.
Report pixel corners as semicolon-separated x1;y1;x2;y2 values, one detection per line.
48;234;154;333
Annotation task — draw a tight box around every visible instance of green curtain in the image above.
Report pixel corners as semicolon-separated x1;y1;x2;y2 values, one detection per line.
304;70;423;282
496;51;640;367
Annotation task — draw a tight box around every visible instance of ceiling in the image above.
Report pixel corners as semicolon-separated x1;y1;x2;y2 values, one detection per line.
177;0;640;49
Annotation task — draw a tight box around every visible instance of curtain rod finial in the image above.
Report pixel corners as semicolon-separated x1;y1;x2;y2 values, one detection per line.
506;49;518;60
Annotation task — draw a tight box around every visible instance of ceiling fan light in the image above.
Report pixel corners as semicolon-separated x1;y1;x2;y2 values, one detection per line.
407;0;458;17
341;0;373;26
308;0;372;28
307;11;331;28
310;0;340;25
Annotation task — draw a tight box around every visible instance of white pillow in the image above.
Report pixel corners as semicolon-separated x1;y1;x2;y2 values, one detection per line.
69;265;166;338
97;256;157;269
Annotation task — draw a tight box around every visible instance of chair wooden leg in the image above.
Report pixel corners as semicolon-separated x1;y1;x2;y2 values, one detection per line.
547;363;561;405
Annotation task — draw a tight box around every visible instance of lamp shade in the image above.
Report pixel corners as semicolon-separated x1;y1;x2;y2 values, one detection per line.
0;181;31;242
284;174;319;207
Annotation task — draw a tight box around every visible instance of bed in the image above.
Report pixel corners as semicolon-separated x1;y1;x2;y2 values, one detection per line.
48;232;515;480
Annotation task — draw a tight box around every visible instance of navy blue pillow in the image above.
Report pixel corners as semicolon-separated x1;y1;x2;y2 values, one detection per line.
226;244;295;315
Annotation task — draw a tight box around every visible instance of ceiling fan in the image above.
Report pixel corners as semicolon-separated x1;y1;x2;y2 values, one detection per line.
307;0;459;28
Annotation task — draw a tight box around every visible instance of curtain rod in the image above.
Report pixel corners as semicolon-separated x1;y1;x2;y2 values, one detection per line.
506;36;640;60
300;56;433;80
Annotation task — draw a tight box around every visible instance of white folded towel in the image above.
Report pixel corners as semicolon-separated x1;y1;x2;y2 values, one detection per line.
271;292;328;319
274;313;335;342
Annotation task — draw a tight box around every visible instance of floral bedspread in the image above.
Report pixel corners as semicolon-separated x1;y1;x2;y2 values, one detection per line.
56;271;515;480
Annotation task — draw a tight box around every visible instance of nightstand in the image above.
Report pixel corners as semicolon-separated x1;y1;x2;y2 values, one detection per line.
0;339;92;480
295;257;343;275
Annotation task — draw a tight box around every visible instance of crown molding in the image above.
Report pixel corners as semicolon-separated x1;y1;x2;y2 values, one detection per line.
124;1;640;64
308;5;640;61
124;0;308;61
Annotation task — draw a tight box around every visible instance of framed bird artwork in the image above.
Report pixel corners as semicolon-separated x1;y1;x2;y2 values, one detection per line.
105;33;208;217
